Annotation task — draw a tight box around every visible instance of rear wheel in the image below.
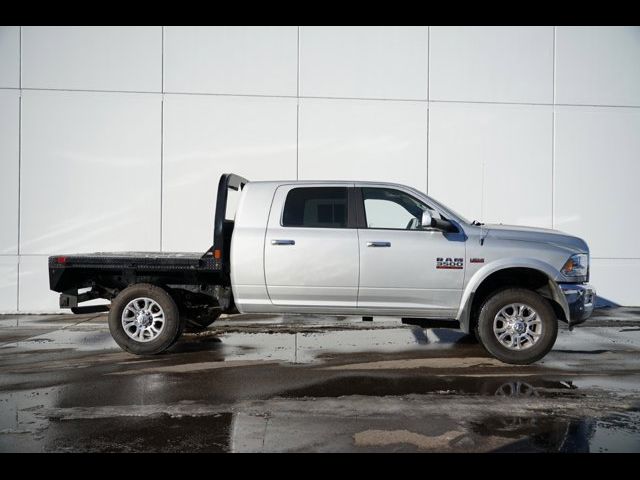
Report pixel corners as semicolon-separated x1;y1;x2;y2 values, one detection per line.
476;288;558;365
108;283;184;355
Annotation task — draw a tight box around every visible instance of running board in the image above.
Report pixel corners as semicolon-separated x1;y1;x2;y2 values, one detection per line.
401;318;460;329
71;305;110;314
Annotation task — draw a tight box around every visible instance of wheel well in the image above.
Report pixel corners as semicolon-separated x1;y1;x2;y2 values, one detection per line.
468;267;563;332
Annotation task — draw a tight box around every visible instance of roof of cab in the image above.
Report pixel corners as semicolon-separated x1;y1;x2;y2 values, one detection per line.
246;179;414;189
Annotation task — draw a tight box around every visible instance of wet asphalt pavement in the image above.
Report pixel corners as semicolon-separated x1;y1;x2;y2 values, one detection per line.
1;308;640;452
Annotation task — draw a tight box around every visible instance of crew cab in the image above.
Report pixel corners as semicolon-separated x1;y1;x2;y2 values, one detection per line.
49;174;595;364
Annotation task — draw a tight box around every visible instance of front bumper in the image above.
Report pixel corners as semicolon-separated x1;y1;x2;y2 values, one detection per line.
559;283;595;327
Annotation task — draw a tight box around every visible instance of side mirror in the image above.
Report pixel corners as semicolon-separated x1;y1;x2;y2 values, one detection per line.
421;211;434;229
422;210;456;232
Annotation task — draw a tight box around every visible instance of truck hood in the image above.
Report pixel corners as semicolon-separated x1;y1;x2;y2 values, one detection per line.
484;224;589;253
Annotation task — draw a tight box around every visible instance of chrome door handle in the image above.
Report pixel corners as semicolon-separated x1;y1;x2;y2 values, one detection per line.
271;239;295;245
367;241;391;247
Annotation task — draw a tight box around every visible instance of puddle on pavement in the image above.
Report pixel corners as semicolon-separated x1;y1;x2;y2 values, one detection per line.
0;385;232;452
278;374;581;399
0;386;60;451
172;326;476;364
0;315;472;362
41;414;233;453
3;314;640;452
5;319;640;371
588;413;640;452
5;323;640;384
470;411;640;453
229;396;640;452
1;368;639;452
554;326;640;352
0;324;475;364
570;375;640;394
0;329;118;353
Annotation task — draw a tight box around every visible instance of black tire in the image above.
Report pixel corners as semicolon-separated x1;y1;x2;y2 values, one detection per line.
108;283;185;355
184;312;222;333
476;288;558;365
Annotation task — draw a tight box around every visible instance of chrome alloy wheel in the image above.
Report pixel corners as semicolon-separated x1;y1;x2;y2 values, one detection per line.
493;303;542;351
121;297;165;343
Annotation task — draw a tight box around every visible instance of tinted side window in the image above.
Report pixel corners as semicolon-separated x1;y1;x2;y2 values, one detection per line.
282;187;348;228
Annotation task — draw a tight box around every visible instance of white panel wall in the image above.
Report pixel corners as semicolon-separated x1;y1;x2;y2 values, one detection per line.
555;26;640;106
0;26;19;88
162;94;297;252
430;26;554;104
0;89;19;313
1;25;639;311
21;26;162;92
20;90;162;255
554;106;640;259
17;256;59;313
299;26;428;100
299;99;428;191
0;90;19;255
0;257;18;312
164;26;298;96
590;259;640;307
429;103;552;228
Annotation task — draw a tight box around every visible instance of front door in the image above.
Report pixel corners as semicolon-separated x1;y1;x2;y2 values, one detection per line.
264;184;359;307
356;187;466;316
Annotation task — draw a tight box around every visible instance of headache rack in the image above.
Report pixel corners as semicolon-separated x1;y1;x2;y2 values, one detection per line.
203;173;249;273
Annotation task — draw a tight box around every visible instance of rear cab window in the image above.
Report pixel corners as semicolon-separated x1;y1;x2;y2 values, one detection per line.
282;187;348;228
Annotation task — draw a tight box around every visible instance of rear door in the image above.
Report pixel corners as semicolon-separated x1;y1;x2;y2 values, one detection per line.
264;184;359;307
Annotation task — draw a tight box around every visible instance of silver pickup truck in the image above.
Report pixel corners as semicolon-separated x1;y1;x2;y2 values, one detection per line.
48;174;595;364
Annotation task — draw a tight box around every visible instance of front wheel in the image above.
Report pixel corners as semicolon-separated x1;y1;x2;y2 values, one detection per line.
108;283;184;355
476;288;558;365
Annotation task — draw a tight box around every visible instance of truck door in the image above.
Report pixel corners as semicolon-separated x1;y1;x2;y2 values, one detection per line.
356;186;465;316
264;184;359;307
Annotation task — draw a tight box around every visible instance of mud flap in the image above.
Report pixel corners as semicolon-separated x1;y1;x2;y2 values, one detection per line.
545;279;572;328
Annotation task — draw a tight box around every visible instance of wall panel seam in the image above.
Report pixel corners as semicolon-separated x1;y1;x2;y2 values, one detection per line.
160;26;164;251
296;26;300;98
19;87;162;95
18;26;22;89
426;103;429;195
8;87;640;109
426;25;430;195
160;97;164;252
552;26;556;229
296;100;300;180
296;26;300;180
17;26;22;312
161;26;165;94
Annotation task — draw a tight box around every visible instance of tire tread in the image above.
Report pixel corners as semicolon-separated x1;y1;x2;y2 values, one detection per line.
108;283;184;355
476;287;558;365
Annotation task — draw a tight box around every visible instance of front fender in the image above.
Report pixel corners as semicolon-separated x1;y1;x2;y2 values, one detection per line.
456;258;570;333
